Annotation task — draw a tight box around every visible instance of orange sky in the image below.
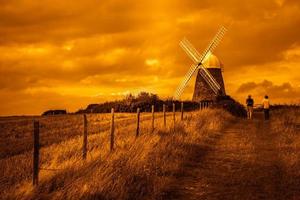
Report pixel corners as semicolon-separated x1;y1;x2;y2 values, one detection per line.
1;0;300;115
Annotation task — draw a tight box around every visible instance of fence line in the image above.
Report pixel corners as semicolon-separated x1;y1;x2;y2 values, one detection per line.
30;102;204;186
199;101;213;110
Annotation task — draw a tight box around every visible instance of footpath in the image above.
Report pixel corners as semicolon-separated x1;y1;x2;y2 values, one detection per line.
164;113;300;200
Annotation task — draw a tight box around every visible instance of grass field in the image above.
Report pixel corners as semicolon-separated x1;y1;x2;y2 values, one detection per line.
1;108;299;199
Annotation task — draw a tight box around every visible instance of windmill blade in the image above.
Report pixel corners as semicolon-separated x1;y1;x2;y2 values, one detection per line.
179;26;227;65
179;38;201;63
197;26;227;64
182;38;202;59
173;63;198;100
198;65;221;94
174;26;227;99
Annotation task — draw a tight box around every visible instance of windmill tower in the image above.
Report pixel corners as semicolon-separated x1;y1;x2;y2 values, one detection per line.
193;52;226;102
173;26;227;102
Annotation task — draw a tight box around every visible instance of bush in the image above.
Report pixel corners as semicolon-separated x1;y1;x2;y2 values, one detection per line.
42;109;67;116
215;95;247;118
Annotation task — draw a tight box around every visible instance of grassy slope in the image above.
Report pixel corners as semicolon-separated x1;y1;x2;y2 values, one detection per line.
1;112;170;196
271;108;300;166
153;108;300;199
271;108;300;197
0;113;156;158
2;109;232;199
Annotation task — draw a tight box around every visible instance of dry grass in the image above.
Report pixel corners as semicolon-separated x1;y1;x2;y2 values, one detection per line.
0;109;232;200
0;113;155;158
271;108;300;183
156;109;300;200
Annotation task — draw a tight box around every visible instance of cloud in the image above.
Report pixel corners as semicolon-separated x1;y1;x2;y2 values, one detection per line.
0;89;106;116
237;80;273;93
236;80;300;103
0;0;300;114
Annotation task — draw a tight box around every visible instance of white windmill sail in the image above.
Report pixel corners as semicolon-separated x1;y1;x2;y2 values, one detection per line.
173;26;227;100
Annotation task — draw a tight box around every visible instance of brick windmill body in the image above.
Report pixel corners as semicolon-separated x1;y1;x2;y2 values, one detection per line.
193;52;226;102
173;26;228;103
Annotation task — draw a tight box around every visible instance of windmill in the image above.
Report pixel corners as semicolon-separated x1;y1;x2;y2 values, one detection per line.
174;26;227;102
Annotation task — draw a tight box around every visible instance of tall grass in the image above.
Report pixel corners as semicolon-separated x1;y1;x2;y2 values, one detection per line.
271;108;300;147
0;113;156;158
270;108;300;195
1;109;232;199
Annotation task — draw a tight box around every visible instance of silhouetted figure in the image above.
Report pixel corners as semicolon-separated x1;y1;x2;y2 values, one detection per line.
246;95;254;119
262;95;270;120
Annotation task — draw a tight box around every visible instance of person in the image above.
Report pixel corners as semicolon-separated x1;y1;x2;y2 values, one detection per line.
262;95;270;120
246;95;254;119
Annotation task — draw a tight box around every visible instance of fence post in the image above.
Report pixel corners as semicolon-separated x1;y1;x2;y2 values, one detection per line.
181;102;184;121
173;103;176;131
82;114;87;160
151;105;155;132
199;102;202;110
110;108;114;151
163;104;166;127
33;120;39;186
136;108;140;137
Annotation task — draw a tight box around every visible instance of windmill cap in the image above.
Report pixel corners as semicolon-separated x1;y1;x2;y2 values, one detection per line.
203;51;223;68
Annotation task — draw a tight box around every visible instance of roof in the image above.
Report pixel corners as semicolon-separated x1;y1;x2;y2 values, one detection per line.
202;51;223;68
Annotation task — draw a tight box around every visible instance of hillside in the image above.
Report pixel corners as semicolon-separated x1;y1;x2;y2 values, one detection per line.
1;107;299;199
1;109;230;199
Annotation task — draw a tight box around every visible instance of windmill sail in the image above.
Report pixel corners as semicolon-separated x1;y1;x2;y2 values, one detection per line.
174;63;199;99
179;38;201;63
173;26;227;100
180;39;221;93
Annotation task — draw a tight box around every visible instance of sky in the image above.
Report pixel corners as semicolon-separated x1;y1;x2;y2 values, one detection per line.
0;0;300;115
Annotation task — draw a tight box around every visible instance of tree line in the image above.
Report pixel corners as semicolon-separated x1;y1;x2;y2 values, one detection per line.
76;92;199;114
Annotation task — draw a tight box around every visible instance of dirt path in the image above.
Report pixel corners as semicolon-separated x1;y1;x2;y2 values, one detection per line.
164;113;300;200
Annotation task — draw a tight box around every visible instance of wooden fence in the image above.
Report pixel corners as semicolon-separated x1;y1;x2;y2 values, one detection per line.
31;102;212;186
